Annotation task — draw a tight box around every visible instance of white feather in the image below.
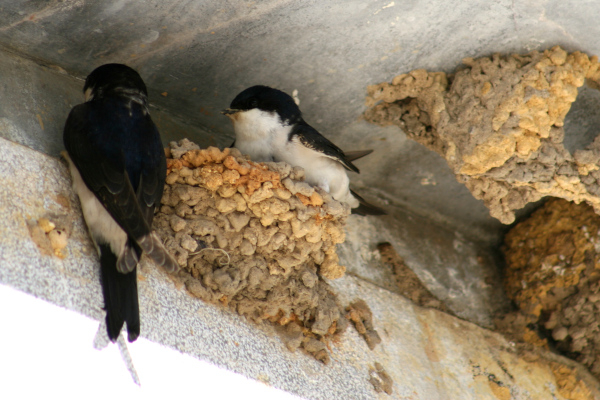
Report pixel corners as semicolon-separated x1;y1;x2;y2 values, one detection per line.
231;109;359;208
276;137;359;208
232;109;285;162
63;153;127;256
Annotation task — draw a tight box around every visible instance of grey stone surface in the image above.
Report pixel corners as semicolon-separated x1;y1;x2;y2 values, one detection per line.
564;84;600;154
0;49;82;156
339;213;507;328
2;137;599;400
6;0;599;298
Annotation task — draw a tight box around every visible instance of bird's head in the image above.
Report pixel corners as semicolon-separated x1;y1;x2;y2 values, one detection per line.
222;85;302;128
84;64;148;104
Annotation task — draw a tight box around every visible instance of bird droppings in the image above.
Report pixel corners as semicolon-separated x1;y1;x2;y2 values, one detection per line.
155;140;351;362
368;362;394;395
377;242;450;313
500;197;600;388
27;217;69;258
346;299;382;350
364;46;600;224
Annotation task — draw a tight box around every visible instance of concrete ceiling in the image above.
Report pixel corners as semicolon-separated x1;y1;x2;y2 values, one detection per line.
2;0;600;246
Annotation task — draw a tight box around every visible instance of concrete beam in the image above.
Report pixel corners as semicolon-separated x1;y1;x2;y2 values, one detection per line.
1;133;598;399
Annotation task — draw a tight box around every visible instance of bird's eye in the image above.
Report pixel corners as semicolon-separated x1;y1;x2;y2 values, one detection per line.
251;99;258;108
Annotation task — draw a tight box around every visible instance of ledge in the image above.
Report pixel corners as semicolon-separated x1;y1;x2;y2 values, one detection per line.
2;137;600;399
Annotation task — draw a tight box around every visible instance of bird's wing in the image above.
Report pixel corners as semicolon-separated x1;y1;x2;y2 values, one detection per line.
63;102;153;241
117;156;166;273
292;122;360;173
65;102;178;273
344;149;373;162
136;155;167;228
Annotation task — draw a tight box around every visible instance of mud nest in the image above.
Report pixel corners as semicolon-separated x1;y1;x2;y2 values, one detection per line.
365;46;600;224
154;139;351;362
503;197;600;380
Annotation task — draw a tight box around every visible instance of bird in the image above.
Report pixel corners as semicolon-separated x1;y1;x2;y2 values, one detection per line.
62;63;179;342
222;85;386;215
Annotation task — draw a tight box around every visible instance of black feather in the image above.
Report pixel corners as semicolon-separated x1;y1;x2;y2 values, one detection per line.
63;100;164;241
344;149;373;162
84;63;148;101
229;85;302;125
99;244;140;342
350;189;387;216
292;122;361;173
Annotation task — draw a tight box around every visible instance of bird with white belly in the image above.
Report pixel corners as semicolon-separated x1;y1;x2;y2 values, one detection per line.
223;85;385;215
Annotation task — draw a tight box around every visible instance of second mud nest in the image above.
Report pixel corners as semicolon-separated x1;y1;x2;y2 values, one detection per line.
502;198;600;380
365;46;600;224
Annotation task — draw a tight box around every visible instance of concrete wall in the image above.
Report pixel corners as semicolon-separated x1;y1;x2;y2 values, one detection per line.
3;134;599;398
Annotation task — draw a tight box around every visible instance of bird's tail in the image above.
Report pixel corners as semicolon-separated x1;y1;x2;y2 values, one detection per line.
99;244;140;342
344;149;373;162
350;189;387;216
137;232;180;273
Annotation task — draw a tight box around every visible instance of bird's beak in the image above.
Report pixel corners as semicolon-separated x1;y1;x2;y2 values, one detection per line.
221;108;238;116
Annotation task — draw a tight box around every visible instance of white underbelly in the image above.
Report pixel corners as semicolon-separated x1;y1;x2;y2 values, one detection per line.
275;142;359;207
231;109;282;162
64;153;127;256
235;137;274;162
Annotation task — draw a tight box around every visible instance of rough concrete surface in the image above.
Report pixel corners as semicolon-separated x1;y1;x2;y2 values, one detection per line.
4;131;600;399
377;242;450;313
338;207;507;328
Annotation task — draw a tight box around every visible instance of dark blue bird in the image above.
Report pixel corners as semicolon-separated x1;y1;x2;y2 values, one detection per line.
63;64;179;342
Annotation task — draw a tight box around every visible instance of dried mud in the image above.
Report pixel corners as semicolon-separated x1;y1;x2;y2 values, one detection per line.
346;299;382;350
155;139;351;362
365;46;600;224
502;197;600;390
551;362;594;400
368;362;394;395
28;216;70;258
